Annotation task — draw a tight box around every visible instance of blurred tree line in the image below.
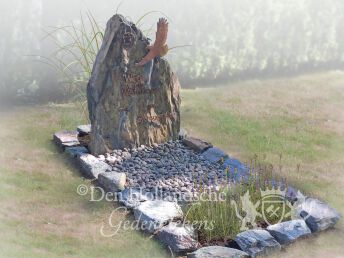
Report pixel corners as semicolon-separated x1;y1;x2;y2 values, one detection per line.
1;0;344;103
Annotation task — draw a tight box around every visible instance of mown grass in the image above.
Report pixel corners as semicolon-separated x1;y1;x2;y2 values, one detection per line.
182;89;342;164
1;71;344;257
182;71;344;257
0;105;168;258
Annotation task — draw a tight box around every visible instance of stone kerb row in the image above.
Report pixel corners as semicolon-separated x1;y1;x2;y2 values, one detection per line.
53;127;341;257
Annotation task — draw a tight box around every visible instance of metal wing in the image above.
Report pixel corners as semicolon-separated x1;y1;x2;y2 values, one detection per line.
154;18;168;47
137;18;169;66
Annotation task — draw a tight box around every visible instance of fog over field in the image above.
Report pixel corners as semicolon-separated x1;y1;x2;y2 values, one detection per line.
1;0;344;102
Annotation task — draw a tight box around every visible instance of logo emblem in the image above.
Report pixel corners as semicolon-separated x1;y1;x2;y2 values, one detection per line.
261;193;286;225
260;187;292;225
231;186;300;230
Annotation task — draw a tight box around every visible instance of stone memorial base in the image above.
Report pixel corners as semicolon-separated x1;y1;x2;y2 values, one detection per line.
53;125;341;257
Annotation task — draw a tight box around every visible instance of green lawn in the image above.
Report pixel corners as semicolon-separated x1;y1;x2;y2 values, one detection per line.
0;71;343;257
181;71;344;257
0;105;168;258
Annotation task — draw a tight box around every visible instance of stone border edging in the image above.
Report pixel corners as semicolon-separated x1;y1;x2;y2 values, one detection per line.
53;127;341;257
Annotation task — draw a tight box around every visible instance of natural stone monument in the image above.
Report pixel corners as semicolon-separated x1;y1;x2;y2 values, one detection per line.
87;14;181;155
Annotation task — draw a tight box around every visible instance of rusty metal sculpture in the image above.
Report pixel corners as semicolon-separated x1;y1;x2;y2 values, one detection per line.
137;18;169;66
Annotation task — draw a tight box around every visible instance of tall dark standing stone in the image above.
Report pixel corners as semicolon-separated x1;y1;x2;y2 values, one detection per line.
87;14;181;155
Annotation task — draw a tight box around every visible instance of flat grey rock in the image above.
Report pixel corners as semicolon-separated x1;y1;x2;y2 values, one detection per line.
235;229;281;257
156;222;199;253
222;157;249;181
188;246;249;258
182;137;212;153
295;197;341;232
98;171;126;192
118;188;149;209
133;200;183;233
78;154;111;179
201;147;228;163
77;124;91;136
87;14;181;155
53;130;80;148
65;146;89;158
267;219;311;245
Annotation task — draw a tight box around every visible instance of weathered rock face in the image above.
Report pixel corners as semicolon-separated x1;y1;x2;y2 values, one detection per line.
182;137;212;153
267;219;311;245
295;197;341;232
98;171;126;192
156;222;200;253
133;200;183;233
118;188;149;209
53;131;80;149
188;246;249;258
87;14;181;155
235;230;281;257
78;154;112;179
201;147;228;163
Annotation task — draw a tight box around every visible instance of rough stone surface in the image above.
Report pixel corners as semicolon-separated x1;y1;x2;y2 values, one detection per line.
201;147;228;163
156;222;199;253
235;229;281;257
222;157;250;181
179;128;188;140
87;14;181;155
267;219;311;245
98;172;126;192
188;246;249;258
222;157;247;171
53;131;80;148
118;188;149;208
65;146;89;158
77;124;91;136
182;137;212;153
295;197;341;232
133;200;183;233
78;154;111;179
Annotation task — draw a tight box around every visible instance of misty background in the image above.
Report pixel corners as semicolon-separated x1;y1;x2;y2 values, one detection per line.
1;0;343;104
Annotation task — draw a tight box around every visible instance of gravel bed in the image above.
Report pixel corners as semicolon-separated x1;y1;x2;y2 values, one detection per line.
97;141;230;200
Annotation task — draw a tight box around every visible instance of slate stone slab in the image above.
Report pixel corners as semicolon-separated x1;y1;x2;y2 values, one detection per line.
222;157;247;172
78;154;111;179
235;229;281;257
295;197;341;233
188;246;249;258
118;188;149;209
53;130;80;149
182;137;212;153
65;146;89;158
267;219;311;245
77;124;91;136
133;200;183;233
201;147;228;163
98;172;126;192
87;14;181;155
156;222;199;253
222;157;250;181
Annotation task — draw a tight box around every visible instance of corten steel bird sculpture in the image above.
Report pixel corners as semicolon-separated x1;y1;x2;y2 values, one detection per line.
137;18;169;66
